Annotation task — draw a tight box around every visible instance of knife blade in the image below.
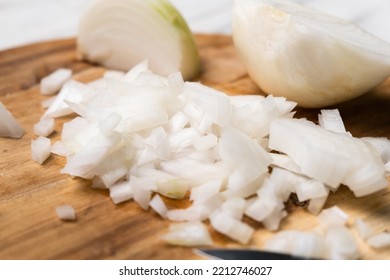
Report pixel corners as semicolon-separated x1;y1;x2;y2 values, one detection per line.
194;248;309;260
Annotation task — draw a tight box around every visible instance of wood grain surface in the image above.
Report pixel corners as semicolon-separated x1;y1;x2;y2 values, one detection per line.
0;34;389;260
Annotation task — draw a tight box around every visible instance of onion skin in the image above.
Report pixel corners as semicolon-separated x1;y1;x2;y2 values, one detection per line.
77;0;200;80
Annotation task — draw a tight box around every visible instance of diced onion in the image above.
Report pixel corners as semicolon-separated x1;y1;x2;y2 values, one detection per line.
210;209;254;244
354;218;374;241
109;180;133;204
162;221;213;247
324;225;360;260
317;206;349;228
149;194;168;218
318;109;347;133
31;136;51;164
35;61;390;258
55;205;76;221
366;232;390;249
40;68;72;95
33;117;55;137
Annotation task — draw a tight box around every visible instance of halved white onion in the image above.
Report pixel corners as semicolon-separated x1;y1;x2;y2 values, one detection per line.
233;0;390;108
77;0;200;80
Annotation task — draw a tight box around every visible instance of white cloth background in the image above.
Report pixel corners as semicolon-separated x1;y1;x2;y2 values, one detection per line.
0;0;389;51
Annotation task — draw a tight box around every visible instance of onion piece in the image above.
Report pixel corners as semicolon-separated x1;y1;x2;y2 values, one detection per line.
318;109;347;133
269;153;301;174
218;127;271;196
149;194;168;218
210;209;254;244
161;221;213;247
317;206;349;228
354;218;374;241
33;117;55;137
220;197;247;221
109;180;133;204
295;179;328;202
31;136;51;164
324;225;360;260
307;193;329;215
51;141;69;157
55;205;76;221
190;179;223;203
77;0;200;80
42;80;96;119
40;68;72;95
361;137;390;163
0;101;24;139
366;232;390;249
264;230;327;259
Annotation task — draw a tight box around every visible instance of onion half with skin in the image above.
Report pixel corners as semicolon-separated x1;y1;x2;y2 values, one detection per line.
77;0;200;80
232;0;390;108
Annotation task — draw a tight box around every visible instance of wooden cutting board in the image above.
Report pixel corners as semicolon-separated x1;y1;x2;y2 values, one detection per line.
0;34;389;260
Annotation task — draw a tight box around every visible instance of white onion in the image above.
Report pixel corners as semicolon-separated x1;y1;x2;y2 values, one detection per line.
149;194;168;218
33;117;55;137
318;109;347;134
36;61;389;258
210;209;254;244
317;206;349;228
51;141;69;157
190;179;223;203
307;194;329;215
109;180;133;204
366;232;390;249
269;153;301;174
220;197;247;221
162;221;213;247
232;0;390;108
269;118;388;196
40;68;72;95
354;218;374;241
0;101;24;139
264;230;327;259
42;80;96;119
361;137;390;163
77;0;200;80
55;205;76;221
31;136;51;164
324;225;360;260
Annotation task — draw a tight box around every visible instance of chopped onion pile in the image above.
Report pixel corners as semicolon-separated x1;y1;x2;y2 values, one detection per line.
36;62;389;259
0;101;24;139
